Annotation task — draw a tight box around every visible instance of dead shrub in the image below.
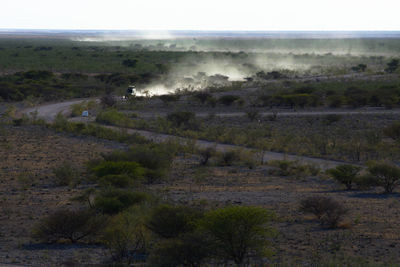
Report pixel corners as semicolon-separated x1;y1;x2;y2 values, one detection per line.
300;196;348;228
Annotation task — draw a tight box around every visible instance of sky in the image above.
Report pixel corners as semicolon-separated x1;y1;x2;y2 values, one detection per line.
1;0;400;31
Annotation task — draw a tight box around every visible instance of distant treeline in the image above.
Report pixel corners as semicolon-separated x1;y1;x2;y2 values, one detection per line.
0;70;156;101
256;84;400;108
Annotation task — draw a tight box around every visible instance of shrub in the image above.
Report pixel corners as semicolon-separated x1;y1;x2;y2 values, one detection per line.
327;164;361;190
199;206;276;264
199;146;216;166
122;59;138;68
354;174;377;189
147;232;211;267
32;209;105;243
52;161;79;186
100;94;116;108
98;174;136;188
192;92;212;104
159;94;180;105
367;162;400;193
146;204;203;239
218;95;240;106
217;150;241;166
102;144;174;182
92;161;145;180
166;111;197;129
102;207;150;265
246;109;260;121
383;122;400;142
94;189;151;214
96;109;132;127
385;59;399;73
344;87;368;107
300;196;348;228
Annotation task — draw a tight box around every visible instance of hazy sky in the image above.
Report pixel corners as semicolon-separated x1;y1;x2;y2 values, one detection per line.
1;0;399;31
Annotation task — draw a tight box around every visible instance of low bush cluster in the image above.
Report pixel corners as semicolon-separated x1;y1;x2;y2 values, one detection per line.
96;109;133;127
147;205;276;266
327;164;361;190
32;209;105;243
327;161;400;193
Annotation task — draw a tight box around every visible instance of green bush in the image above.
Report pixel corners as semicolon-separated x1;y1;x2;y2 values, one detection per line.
300;196;348;228
92;161;145;180
96;109;132;127
216;150;241;166
147;232;211;267
355;174;377;189
98;174;136;188
367;161;400;193
199;206;276;264
327;164;361;190
52;161;79;186
102;144;174;182
166;111;197;129
32;209;105;243
218;95;240;106
146;204;203;239
102;207;150;265
94;189;151;214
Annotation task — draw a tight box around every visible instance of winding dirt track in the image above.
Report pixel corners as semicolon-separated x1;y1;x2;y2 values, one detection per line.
21;98;400;169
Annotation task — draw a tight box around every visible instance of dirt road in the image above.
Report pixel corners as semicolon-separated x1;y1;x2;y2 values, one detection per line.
20;98;97;122
20;98;375;169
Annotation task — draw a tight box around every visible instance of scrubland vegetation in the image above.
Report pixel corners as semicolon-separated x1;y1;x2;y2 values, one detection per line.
1;35;400;266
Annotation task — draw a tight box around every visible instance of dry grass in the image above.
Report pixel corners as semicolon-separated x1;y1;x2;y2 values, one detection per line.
0;125;120;265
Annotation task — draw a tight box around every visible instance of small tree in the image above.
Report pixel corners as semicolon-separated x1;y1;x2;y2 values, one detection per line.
385;59;399;73
32;209;105;243
166;111;197;129
199;206;276;264
300;196;348;228
327;164;361;190
146;204;203;239
103;207;150;265
199;146;216;166
367;162;400;193
147;232;211;267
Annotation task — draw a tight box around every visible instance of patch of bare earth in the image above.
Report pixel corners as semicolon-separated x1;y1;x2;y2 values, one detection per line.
156;155;400;265
0;125;124;266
